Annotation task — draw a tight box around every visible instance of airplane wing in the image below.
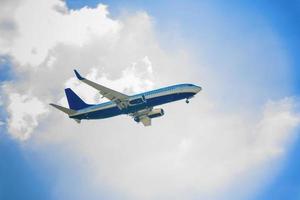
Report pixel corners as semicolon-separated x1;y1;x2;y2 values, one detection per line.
74;69;129;109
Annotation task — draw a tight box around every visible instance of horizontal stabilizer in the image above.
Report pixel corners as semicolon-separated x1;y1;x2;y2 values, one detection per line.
50;103;76;115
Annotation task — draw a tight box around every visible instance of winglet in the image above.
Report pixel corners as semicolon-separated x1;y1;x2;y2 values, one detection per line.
74;69;84;80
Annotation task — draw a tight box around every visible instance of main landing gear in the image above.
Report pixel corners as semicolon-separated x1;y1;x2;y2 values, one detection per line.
185;99;190;104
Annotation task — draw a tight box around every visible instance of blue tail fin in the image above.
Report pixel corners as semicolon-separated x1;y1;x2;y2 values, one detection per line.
65;88;91;110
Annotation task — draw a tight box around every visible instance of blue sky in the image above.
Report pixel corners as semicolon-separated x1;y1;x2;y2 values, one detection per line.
1;0;300;199
0;134;52;200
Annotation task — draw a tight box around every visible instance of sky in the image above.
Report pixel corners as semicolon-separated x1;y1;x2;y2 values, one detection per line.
0;0;300;200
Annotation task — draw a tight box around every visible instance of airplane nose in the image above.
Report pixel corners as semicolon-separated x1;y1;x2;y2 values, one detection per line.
195;86;202;93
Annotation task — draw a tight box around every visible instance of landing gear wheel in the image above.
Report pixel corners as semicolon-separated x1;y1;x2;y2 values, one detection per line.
186;99;189;104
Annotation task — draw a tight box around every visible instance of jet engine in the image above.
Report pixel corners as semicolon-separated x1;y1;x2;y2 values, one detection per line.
133;108;164;122
147;108;164;119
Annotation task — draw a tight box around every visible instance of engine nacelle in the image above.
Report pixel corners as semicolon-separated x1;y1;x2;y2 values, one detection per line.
133;108;164;123
147;108;164;119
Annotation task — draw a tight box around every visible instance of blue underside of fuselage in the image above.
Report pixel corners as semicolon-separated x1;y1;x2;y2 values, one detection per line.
70;92;195;120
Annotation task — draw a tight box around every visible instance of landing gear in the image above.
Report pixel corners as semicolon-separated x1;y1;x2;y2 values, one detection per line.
186;95;195;104
134;116;140;123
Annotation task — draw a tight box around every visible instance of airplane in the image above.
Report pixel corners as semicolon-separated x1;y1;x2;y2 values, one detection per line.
50;69;202;126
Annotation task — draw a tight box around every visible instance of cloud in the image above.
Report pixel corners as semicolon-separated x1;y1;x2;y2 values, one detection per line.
6;92;48;140
1;0;120;66
0;0;20;50
0;0;299;200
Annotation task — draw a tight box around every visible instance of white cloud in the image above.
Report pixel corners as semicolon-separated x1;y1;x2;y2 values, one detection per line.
6;92;48;140
3;0;120;66
253;98;300;158
0;0;299;200
0;0;20;50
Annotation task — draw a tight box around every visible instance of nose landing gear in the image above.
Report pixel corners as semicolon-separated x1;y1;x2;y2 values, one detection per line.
186;96;194;104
